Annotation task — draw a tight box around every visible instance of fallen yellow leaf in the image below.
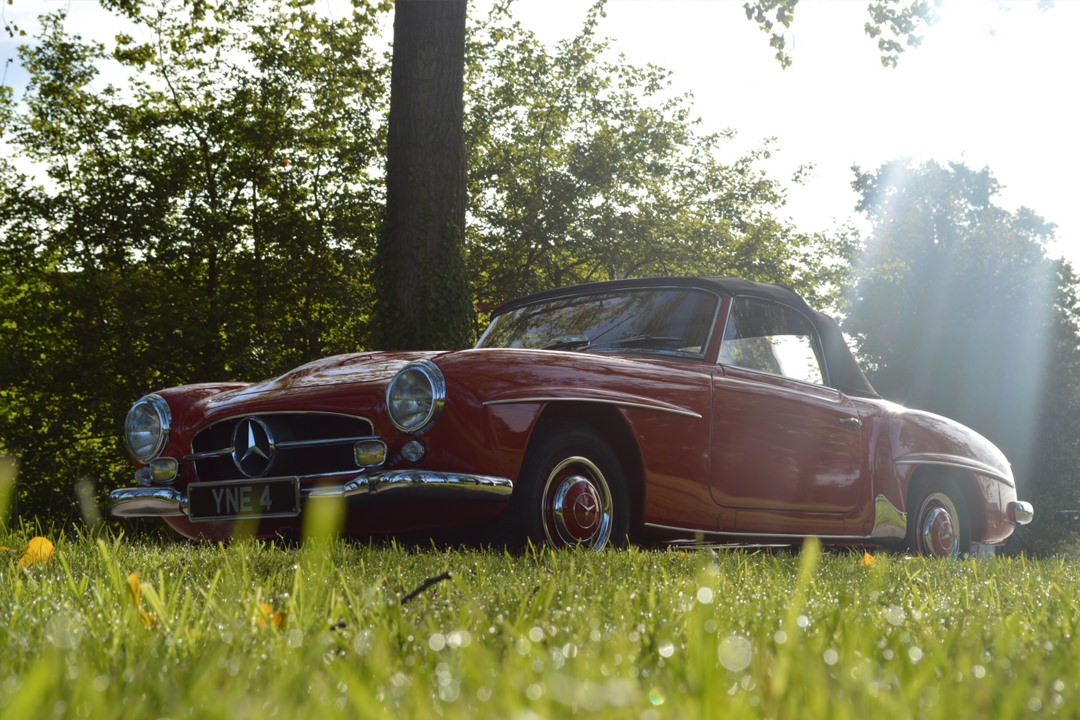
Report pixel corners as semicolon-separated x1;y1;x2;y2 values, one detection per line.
128;572;158;629
860;552;876;568
256;602;288;629
17;536;54;569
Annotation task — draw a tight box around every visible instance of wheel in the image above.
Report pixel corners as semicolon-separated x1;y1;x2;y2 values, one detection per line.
505;422;630;550
907;486;969;558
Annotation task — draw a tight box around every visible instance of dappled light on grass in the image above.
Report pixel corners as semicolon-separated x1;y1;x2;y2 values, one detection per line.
0;535;1076;718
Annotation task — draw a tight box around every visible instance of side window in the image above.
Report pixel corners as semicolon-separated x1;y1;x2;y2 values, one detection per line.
718;298;826;385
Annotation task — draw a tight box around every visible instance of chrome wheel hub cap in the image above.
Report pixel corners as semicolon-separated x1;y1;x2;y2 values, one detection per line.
542;457;612;549
920;505;957;558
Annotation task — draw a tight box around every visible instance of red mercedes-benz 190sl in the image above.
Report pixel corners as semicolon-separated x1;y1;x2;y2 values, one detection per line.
111;277;1033;556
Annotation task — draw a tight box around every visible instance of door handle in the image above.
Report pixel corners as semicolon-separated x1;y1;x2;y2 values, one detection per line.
838;417;862;429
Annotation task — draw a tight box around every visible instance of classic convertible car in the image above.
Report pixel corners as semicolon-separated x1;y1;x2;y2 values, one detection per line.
111;277;1033;556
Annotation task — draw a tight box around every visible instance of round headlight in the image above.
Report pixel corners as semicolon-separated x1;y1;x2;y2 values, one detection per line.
386;360;445;434
124;394;172;463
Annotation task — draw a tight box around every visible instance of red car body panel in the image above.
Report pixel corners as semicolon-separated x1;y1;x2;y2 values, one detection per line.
111;277;1030;552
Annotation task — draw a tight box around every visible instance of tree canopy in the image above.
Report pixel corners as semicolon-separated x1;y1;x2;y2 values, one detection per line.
0;0;851;525
0;0;390;520
4;0;1075;553
846;159;1080;552
465;1;856;315
744;0;939;69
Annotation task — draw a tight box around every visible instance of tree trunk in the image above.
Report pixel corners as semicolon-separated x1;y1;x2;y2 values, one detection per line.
375;0;474;350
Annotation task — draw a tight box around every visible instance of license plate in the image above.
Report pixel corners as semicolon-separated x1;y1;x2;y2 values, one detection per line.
188;477;300;522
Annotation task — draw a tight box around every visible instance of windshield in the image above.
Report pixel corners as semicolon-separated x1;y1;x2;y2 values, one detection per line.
477;288;720;360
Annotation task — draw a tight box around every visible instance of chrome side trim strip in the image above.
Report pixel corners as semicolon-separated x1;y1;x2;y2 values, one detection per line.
110;471;514;518
645;495;908;542
483;397;702;420
894;459;1013;487
279;436;384;450
642;522;868;542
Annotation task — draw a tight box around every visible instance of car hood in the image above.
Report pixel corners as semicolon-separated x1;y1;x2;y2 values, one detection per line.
249;351;440;392
182;346;711;431
190;351;441;421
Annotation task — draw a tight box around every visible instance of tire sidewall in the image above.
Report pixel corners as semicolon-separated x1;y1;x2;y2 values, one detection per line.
512;421;630;550
907;483;970;558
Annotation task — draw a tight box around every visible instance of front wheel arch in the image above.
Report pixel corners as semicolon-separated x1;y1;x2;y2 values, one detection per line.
500;418;632;550
529;403;643;530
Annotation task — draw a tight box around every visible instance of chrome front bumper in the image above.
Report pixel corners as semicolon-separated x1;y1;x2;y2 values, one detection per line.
110;470;514;518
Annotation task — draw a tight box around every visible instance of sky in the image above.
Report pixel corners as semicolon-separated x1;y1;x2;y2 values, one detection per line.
2;0;1078;269
493;0;1079;269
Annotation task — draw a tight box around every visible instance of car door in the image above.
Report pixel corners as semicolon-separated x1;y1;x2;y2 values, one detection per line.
709;297;867;536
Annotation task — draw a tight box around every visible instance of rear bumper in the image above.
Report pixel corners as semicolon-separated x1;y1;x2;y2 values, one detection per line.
110;470;514;518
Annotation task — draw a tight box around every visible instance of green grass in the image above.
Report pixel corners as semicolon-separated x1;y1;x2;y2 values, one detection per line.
0;530;1077;719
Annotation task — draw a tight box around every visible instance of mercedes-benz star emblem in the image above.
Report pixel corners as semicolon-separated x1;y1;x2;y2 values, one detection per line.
232;417;275;478
573;494;599;530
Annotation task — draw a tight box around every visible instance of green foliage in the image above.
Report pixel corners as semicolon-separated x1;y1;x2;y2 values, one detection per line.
743;0;800;69
846;159;1080;553
0;0;389;524
1;0;859;527
465;1;857;314
1;535;1078;718
744;0;939;69
864;0;941;69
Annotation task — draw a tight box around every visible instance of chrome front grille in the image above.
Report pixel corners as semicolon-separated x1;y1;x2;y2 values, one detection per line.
189;413;378;482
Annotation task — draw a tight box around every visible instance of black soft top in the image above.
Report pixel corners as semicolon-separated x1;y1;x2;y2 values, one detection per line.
493;277;879;398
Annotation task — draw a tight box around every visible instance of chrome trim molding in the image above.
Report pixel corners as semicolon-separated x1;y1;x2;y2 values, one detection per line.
645;495;908;543
187;434;383;461
110;470;513;519
232;416;275;478
387;360;446;434
125;394;172;463
483;397;702;420
1012;500;1034;525
894;459;1013;487
110;487;188;517
869;494;907;540
642;522;868;542
135;458;180;486
315;471;513;500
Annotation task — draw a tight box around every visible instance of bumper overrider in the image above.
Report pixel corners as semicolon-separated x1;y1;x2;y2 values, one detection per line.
110;471;514;519
1012;500;1035;526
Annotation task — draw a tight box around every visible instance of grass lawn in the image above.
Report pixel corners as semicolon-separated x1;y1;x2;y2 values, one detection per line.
0;529;1076;719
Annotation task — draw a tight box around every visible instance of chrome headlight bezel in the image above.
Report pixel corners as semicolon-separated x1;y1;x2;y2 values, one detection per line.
386;360;446;435
124;394;172;463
